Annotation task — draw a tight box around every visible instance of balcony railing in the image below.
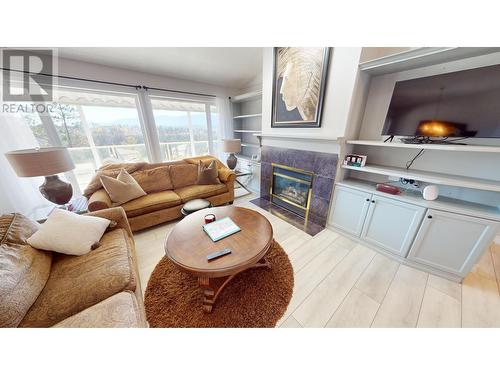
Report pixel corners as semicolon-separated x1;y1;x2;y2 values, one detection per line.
67;141;209;191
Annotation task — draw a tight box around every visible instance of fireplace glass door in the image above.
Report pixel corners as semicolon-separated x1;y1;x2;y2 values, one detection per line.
271;164;313;217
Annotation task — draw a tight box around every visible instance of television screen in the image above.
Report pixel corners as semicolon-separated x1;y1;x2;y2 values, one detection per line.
382;64;500;138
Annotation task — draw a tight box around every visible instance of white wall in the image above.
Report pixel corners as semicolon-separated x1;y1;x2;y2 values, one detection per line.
56;57;237;97
261;47;364;153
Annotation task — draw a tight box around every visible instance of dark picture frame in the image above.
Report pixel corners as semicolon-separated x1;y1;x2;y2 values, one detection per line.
271;47;330;128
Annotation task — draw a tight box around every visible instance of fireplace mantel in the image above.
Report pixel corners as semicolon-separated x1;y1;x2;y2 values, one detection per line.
260;132;338;141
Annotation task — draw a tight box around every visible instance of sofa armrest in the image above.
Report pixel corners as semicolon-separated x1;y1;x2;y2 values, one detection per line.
218;167;236;184
88;189;112;212
84;207;133;239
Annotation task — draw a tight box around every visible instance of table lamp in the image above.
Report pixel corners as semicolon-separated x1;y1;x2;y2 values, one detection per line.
5;147;75;205
222;139;241;170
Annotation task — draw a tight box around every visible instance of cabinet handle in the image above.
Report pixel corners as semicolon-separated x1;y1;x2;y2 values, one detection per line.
427;215;433;219
365;198;370;202
371;200;375;203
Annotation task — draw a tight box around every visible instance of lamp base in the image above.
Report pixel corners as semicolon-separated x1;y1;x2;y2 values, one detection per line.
39;175;73;205
226;153;237;170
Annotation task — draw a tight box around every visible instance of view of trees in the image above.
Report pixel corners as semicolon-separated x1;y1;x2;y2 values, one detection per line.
22;104;210;148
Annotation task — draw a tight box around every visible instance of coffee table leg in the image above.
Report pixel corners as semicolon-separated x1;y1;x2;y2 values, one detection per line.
198;276;233;313
198;276;216;313
198;258;271;313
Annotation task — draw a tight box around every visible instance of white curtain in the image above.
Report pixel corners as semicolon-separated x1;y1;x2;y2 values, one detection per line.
215;96;234;161
0;113;46;215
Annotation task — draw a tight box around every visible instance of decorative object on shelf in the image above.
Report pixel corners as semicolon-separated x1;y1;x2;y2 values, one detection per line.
271;47;330;128
343;153;367;167
5;147;75;205
422;184;439;201
222;139;241;170
376;183;401;195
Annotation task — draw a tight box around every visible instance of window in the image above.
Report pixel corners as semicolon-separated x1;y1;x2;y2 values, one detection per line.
18;88;148;191
12;86;220;194
150;96;215;161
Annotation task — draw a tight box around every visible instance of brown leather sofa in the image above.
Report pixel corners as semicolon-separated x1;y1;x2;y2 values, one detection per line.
0;207;146;328
86;155;236;232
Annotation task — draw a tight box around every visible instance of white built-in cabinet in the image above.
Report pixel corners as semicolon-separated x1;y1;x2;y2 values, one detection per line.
407;209;498;277
329;186;371;236
361;195;426;257
329;183;499;280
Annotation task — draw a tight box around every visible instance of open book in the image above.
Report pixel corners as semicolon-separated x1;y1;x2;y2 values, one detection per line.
203;217;241;242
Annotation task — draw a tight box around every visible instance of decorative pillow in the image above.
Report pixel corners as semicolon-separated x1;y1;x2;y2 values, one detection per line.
100;169;146;204
169;164;199;189
132;166;173;193
27;209;111;256
196;160;220;185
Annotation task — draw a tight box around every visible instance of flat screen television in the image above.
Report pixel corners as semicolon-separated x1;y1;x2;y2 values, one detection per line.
382;64;500;139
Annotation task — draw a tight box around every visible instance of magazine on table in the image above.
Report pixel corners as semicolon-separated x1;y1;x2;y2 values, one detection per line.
203;217;241;242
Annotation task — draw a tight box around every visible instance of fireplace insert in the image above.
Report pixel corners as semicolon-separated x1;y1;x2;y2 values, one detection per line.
270;163;313;218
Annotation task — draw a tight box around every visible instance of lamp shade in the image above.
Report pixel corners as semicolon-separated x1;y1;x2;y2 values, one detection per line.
222;139;241;153
5;147;75;177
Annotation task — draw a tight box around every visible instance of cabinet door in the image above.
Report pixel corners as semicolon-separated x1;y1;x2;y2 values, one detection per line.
329;186;371;236
407;209;499;276
361;195;425;257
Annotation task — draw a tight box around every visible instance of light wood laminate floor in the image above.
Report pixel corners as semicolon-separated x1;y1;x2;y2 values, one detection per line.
134;194;500;328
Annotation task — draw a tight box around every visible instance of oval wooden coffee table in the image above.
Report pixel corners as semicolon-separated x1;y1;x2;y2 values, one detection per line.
165;206;273;313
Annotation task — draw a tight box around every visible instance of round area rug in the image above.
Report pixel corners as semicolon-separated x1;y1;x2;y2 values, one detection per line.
144;240;294;328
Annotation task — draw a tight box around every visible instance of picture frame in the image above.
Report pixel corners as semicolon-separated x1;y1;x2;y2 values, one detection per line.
271;47;330;128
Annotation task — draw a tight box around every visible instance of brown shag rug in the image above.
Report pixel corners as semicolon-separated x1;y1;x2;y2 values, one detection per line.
144;240;294;328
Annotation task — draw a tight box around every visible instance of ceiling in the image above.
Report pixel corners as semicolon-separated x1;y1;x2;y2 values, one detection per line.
56;47;263;89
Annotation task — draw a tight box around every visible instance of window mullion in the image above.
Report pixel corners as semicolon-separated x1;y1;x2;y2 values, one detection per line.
136;89;162;163
187;111;196;156
205;103;214;155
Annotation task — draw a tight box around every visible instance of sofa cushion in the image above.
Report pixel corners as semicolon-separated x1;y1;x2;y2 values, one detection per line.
132;166;173;193
169;164;198;189
0;214;52;328
19;228;136;327
100;169;147;205
175;183;228;202
53;291;146;328
121;191;182;218
27;209;110;256
196;160;220;185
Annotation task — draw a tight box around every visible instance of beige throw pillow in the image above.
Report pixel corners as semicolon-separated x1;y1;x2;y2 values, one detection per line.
196;160;220;185
100;169;146;204
27;209;110;256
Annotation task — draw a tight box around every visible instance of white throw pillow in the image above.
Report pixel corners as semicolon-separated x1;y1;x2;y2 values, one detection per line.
27;209;111;256
100;169;146;205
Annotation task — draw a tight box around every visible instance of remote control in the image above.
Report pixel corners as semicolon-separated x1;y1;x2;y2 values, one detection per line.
206;248;232;261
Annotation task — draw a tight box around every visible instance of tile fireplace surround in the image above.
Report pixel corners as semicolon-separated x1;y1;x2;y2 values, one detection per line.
251;145;338;235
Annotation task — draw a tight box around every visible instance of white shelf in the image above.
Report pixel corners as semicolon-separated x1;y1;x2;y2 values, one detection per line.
359;47;500;75
233;113;262;119
347;140;500;153
230;90;262;103
241;143;260;148
341;163;500;192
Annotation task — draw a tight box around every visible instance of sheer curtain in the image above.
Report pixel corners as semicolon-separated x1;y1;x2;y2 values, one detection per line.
215;96;234;161
0;113;46;215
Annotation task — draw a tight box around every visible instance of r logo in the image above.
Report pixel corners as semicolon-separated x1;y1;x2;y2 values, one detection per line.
1;49;53;102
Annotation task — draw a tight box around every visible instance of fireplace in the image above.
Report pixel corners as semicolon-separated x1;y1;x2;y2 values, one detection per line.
270;163;313;218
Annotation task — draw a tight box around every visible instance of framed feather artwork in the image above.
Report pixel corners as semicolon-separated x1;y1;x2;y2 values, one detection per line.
271;47;330;128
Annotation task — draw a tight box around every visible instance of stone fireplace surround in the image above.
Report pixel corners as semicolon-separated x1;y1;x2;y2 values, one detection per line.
251;145;338;235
